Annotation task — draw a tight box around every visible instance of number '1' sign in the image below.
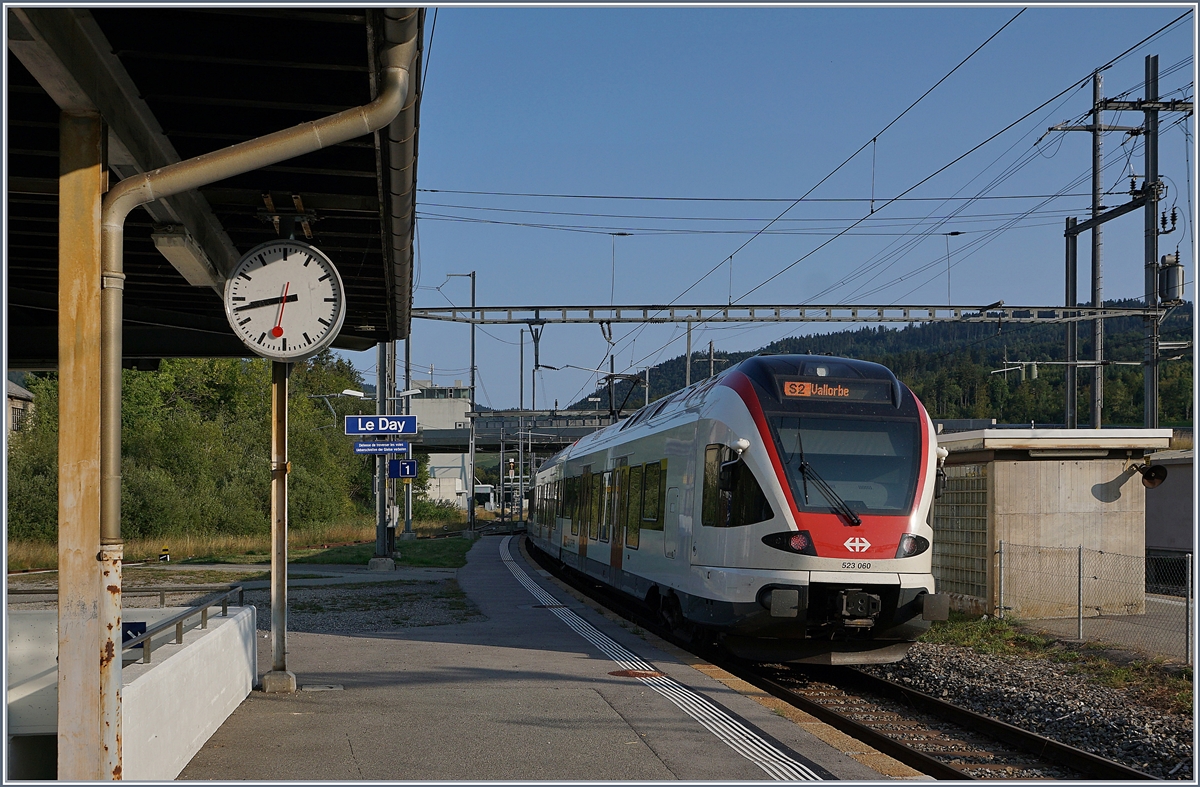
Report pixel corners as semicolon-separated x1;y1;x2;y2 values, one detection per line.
344;415;417;435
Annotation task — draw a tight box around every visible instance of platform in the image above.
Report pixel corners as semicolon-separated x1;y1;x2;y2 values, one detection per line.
7;604;255;780
180;535;904;780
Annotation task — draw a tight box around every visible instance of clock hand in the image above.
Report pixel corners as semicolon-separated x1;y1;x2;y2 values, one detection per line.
271;282;290;338
233;293;298;313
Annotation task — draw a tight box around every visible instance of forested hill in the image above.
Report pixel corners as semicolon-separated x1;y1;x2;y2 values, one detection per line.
570;299;1193;427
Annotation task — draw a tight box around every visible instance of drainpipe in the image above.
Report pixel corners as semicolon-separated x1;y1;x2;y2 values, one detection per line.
96;10;418;778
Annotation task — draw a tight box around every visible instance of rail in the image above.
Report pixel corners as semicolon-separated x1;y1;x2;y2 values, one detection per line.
9;584;245;664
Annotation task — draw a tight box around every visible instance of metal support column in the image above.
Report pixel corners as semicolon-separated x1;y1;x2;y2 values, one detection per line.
608;355;616;417
1187;553;1193;666
518;416;525;523
1077;545;1084;640
57;110;107;781
1090;71;1105;429
263;361;296;693
404;338;413;538
499;425;506;521
465;274;477;530
685;320;692;387
530;323;542;411
376;342;388;556
386;340;397;554
1144;54;1161;428
997;541;1005;620
1066;217;1079;428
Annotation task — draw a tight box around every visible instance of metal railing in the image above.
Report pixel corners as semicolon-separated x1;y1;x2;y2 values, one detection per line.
8;584;245;664
998;542;1193;664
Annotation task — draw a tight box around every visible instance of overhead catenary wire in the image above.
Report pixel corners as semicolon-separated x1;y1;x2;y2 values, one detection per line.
610;11;1192;378
574;10;1034;382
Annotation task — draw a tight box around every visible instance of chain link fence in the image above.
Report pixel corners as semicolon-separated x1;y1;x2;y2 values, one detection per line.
998;541;1193;664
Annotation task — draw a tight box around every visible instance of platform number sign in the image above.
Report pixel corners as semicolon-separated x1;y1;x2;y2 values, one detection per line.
389;459;417;479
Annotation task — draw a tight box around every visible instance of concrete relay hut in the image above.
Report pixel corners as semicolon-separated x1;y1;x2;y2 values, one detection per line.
931;428;1173;618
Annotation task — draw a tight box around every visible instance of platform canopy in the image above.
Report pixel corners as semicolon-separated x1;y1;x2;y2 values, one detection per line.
8;7;423;369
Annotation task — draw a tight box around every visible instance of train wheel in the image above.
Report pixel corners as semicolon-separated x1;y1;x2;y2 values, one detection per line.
660;593;695;640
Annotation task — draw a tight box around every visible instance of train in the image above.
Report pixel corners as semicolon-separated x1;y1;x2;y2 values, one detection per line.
526;353;950;665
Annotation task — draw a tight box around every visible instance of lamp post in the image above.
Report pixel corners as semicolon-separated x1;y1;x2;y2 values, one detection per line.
446;272;476;530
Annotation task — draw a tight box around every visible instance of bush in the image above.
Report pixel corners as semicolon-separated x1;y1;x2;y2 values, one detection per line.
413;497;462;522
6;353;377;545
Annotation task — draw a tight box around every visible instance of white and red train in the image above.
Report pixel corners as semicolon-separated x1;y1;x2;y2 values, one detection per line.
527;354;949;665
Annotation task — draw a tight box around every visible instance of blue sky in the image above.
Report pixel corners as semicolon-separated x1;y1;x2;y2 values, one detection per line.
341;4;1195;411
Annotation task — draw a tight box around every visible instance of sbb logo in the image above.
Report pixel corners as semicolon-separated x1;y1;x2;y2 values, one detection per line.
843;537;871;553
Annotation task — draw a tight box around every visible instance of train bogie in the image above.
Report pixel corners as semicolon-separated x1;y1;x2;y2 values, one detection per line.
528;354;948;665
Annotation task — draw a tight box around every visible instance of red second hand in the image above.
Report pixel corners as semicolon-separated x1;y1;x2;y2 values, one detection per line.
271;282;290;338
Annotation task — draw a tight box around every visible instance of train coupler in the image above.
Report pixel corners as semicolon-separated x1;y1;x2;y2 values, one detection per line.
838;590;881;623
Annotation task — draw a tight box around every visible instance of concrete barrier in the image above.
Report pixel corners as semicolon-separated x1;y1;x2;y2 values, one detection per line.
7;605;256;780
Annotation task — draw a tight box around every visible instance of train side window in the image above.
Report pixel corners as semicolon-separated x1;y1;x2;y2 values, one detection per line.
569;475;580;536
641;459;667;530
703;444;774;528
702;446;722;527
626;464;643;548
598;471;612;543
580;473;591;537
589;473;603;541
656;459;668;529
642;461;661;527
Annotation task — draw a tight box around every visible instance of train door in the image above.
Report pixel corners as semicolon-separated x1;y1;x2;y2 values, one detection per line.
663;487;680;559
610;463;627;572
691;444;727;567
578;468;591;563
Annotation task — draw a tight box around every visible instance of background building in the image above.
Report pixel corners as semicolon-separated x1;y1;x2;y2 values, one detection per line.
411;378;472;508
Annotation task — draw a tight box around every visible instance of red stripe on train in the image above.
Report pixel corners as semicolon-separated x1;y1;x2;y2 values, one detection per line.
720;370;920;559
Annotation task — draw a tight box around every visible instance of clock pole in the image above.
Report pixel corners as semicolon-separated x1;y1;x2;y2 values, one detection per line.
262;360;296;693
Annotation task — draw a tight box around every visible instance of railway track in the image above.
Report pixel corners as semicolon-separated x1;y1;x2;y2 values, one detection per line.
524;537;1156;781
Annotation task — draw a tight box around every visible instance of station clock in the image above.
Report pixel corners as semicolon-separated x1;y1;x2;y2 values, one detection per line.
222;239;347;362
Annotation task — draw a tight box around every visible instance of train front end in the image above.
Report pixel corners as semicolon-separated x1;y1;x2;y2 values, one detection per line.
702;354;948;665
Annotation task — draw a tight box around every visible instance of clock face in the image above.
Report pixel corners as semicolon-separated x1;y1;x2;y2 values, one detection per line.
223;240;347;362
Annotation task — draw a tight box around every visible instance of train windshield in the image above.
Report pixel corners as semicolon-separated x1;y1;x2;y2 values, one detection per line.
770;416;920;515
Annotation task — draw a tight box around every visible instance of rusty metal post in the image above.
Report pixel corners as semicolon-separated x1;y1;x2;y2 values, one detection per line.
57;110;107;781
98;545;122;778
262;361;296;693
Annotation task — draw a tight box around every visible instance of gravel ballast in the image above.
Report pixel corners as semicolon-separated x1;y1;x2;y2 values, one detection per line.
864;642;1193;779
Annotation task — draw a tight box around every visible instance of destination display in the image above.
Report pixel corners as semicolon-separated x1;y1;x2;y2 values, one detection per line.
780;378;893;402
345;415;417;435
354;441;410;455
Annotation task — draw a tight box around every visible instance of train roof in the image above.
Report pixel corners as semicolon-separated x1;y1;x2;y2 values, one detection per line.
537;354;904;473
735;354;900;387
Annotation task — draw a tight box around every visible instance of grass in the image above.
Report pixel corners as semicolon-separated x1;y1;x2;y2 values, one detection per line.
923;612;1194;714
292;537;473;568
6;519;475;572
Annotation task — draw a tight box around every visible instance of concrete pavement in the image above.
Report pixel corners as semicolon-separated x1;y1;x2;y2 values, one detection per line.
179;535;903;781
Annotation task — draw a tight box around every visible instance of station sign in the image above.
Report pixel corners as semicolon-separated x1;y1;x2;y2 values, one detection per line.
354;441;410;455
345;414;417;435
388;459;418;479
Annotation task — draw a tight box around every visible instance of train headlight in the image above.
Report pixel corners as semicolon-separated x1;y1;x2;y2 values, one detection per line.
895;533;929;558
762;530;818;556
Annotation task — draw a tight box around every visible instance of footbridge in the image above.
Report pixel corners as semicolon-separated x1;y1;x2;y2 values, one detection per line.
415;410;617;454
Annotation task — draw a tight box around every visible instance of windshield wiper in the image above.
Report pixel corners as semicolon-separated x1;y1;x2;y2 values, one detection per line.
792;428;861;526
798;462;862;526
